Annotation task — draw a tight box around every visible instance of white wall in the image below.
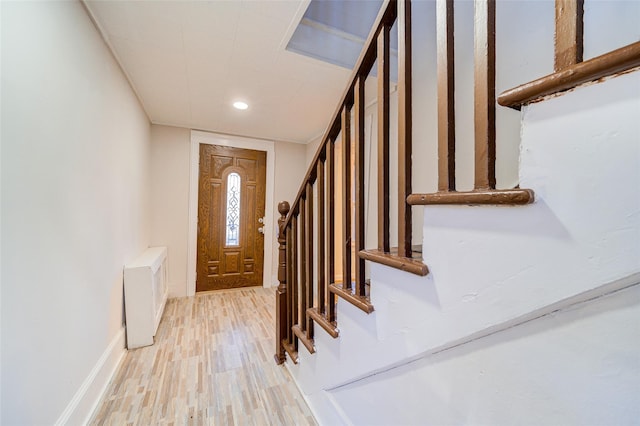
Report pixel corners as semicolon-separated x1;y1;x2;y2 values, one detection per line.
150;125;191;297
270;140;308;285
148;125;307;296
331;282;640;425
286;70;640;425
306;134;322;168
583;0;640;60
1;1;151;424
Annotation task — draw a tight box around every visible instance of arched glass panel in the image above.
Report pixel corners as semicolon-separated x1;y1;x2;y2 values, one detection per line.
225;173;241;246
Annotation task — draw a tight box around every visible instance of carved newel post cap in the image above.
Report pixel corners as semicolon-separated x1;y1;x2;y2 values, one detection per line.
278;201;290;216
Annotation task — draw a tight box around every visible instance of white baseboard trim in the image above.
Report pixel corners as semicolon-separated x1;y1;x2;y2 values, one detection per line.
55;327;127;426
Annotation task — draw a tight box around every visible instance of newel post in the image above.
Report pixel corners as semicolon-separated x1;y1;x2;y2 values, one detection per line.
274;200;290;364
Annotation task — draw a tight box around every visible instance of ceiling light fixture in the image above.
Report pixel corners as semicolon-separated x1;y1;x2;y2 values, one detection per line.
233;101;249;110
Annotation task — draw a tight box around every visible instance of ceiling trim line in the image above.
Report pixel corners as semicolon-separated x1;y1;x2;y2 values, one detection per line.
151;121;308;145
80;0;152;123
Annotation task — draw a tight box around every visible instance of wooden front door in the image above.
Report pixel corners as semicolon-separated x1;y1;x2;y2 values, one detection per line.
196;144;267;291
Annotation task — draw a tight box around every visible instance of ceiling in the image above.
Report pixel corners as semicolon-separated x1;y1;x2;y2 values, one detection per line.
84;0;366;144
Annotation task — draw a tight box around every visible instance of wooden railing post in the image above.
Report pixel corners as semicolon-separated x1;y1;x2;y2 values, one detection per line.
354;75;366;296
274;201;290;365
474;0;497;190
398;0;413;258
555;0;584;71
341;105;352;289
327;140;337;323
291;214;299;352
317;158;326;316
377;21;391;253
304;182;314;341
437;0;456;192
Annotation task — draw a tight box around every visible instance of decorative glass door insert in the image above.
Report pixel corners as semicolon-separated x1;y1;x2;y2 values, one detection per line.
225;172;241;246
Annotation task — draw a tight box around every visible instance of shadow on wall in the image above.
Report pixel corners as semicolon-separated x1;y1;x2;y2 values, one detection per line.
424;200;572;240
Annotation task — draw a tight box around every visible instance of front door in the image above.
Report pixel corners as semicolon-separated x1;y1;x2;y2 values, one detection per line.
196;144;267;291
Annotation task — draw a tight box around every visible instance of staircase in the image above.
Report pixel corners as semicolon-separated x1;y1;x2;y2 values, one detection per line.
274;0;640;422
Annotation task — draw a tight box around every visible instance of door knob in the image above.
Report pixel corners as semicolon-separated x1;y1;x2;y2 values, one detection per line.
258;217;265;224
258;227;264;234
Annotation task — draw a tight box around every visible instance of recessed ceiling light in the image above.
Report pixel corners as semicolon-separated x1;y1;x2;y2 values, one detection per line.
233;101;249;110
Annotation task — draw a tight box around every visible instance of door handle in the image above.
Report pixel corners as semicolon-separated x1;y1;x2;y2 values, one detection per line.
258;227;264;234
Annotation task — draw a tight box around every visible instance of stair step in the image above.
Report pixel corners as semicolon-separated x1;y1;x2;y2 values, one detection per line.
307;308;339;338
359;248;428;276
329;282;374;314
292;324;315;354
282;340;299;364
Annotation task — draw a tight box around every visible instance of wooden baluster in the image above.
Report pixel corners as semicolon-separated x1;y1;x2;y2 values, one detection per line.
555;0;584;71
274;201;290;364
291;214;298;351
437;0;456;192
305;182;314;340
398;0;413;258
341;105;352;289
317;157;326;316
299;197;307;332
327;140;337;323
354;75;366;297
286;223;293;345
377;23;391;253
474;0;496;190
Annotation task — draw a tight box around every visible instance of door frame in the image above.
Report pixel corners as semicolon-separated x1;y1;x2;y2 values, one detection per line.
187;130;275;296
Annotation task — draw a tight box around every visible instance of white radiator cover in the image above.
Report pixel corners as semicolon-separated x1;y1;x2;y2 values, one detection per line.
124;246;169;349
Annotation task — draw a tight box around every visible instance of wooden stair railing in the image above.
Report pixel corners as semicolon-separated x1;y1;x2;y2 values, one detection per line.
499;0;640;110
407;0;534;206
275;0;407;363
408;0;639;206
275;0;638;365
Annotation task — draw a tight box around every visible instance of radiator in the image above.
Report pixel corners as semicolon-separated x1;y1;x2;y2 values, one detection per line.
124;246;168;349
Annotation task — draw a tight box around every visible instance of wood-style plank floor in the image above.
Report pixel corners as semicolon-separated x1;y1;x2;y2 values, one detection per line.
90;287;316;425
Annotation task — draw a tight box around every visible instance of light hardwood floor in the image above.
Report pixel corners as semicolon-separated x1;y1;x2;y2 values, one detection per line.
90;287;316;425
